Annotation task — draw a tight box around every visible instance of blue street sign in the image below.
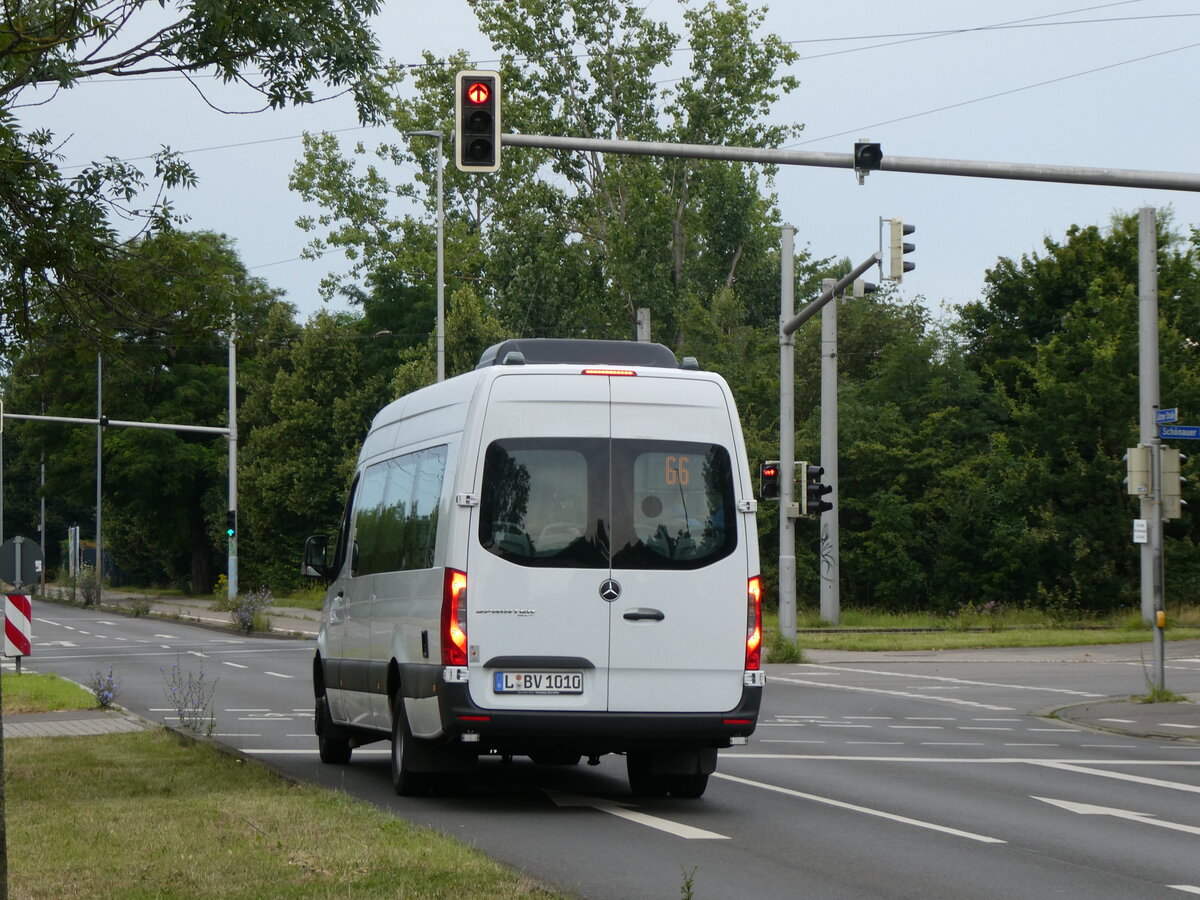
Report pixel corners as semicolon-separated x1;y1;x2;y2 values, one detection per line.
1159;424;1200;440
1156;408;1179;424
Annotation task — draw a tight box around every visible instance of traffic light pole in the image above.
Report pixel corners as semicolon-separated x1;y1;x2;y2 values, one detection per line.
820;278;840;625
1137;208;1166;691
778;226;797;641
228;319;239;606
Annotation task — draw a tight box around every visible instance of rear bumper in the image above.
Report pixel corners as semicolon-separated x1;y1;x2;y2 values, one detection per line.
437;679;762;754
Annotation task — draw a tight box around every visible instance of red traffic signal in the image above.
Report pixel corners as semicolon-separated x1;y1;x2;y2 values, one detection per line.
455;70;501;173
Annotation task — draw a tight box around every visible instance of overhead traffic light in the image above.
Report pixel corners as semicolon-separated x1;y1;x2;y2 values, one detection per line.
226;509;237;539
454;69;501;173
853;141;882;172
888;218;916;282
803;464;833;517
760;461;781;501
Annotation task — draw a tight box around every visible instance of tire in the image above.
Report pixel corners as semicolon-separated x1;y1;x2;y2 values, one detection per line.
626;753;670;797
390;695;432;797
316;695;352;765
669;773;709;799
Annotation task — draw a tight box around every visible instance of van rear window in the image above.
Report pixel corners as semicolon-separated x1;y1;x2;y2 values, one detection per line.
479;438;736;570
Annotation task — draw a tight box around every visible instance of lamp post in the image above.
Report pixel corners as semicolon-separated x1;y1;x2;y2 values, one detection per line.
408;130;446;382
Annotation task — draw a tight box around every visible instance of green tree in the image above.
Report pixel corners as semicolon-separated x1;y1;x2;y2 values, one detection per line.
0;0;383;351
237;310;394;591
292;0;802;346
952;211;1200;611
2;230;285;589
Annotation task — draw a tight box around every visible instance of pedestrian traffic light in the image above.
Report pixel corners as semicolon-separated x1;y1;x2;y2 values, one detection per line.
888;218;916;282
454;69;501;173
804;464;833;516
226;509;237;539
760;461;781;501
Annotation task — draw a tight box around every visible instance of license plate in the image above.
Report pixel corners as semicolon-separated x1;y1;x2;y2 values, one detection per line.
494;671;583;695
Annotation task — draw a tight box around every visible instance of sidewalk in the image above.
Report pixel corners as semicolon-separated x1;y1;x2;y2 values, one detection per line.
2;708;147;739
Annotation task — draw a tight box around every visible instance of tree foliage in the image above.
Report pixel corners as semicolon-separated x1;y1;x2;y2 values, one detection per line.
0;0;383;351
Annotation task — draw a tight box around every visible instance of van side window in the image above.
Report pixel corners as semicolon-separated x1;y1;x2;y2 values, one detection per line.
353;445;447;576
331;475;359;578
479;438;735;570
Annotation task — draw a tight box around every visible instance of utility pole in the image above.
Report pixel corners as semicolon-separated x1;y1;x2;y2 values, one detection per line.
95;354;103;600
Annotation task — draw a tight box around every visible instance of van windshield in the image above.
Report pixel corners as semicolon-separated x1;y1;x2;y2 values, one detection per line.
479;438;736;570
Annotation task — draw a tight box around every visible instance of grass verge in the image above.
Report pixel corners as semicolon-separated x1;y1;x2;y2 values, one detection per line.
2;673;96;714
7;729;567;900
764;606;1200;653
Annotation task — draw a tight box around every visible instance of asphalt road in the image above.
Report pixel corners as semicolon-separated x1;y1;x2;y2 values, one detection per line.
18;601;1200;900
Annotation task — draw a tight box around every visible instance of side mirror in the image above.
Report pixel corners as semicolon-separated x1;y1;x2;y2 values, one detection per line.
302;534;330;579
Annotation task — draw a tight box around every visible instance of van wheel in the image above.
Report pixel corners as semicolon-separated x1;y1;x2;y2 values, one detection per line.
626;753;669;797
316;695;351;765
390;696;432;797
669;773;709;798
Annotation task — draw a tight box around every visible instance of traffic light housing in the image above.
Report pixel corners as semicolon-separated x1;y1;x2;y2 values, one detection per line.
888;218;916;282
760;461;781;501
853;141;882;172
804;464;833;516
226;509;237;539
1162;448;1187;520
454;70;501;173
1124;445;1151;496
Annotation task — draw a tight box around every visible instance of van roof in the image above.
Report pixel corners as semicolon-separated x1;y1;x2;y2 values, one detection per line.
476;338;683;370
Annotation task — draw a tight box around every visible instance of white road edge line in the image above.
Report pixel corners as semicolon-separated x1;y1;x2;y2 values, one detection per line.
713;772;1005;844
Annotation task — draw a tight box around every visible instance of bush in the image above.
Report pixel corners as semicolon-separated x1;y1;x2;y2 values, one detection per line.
230;587;274;633
85;666;122;709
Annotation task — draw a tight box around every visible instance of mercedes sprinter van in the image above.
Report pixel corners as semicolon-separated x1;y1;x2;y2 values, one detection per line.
304;339;763;798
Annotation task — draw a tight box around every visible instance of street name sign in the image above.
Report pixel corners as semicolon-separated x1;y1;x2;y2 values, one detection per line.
1156;408;1179;424
1159;424;1200;440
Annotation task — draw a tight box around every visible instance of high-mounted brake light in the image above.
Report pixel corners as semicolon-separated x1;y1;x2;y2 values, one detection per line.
745;576;763;670
582;368;637;377
442;568;468;666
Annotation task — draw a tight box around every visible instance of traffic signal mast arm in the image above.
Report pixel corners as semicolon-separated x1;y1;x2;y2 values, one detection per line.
782;252;880;336
499;132;1200;192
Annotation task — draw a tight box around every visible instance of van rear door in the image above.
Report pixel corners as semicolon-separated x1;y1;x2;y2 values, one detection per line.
465;373;613;712
606;374;747;713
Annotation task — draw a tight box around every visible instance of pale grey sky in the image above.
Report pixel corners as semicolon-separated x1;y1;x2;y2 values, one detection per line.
19;0;1200;323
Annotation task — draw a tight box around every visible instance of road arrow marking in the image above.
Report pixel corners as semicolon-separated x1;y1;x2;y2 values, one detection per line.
1033;796;1200;836
545;791;728;840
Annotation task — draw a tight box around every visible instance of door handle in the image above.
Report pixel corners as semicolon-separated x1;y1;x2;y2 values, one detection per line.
623;608;665;621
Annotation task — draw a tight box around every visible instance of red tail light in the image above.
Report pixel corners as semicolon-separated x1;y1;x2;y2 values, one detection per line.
746;576;763;670
582;368;636;376
442;568;468;666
